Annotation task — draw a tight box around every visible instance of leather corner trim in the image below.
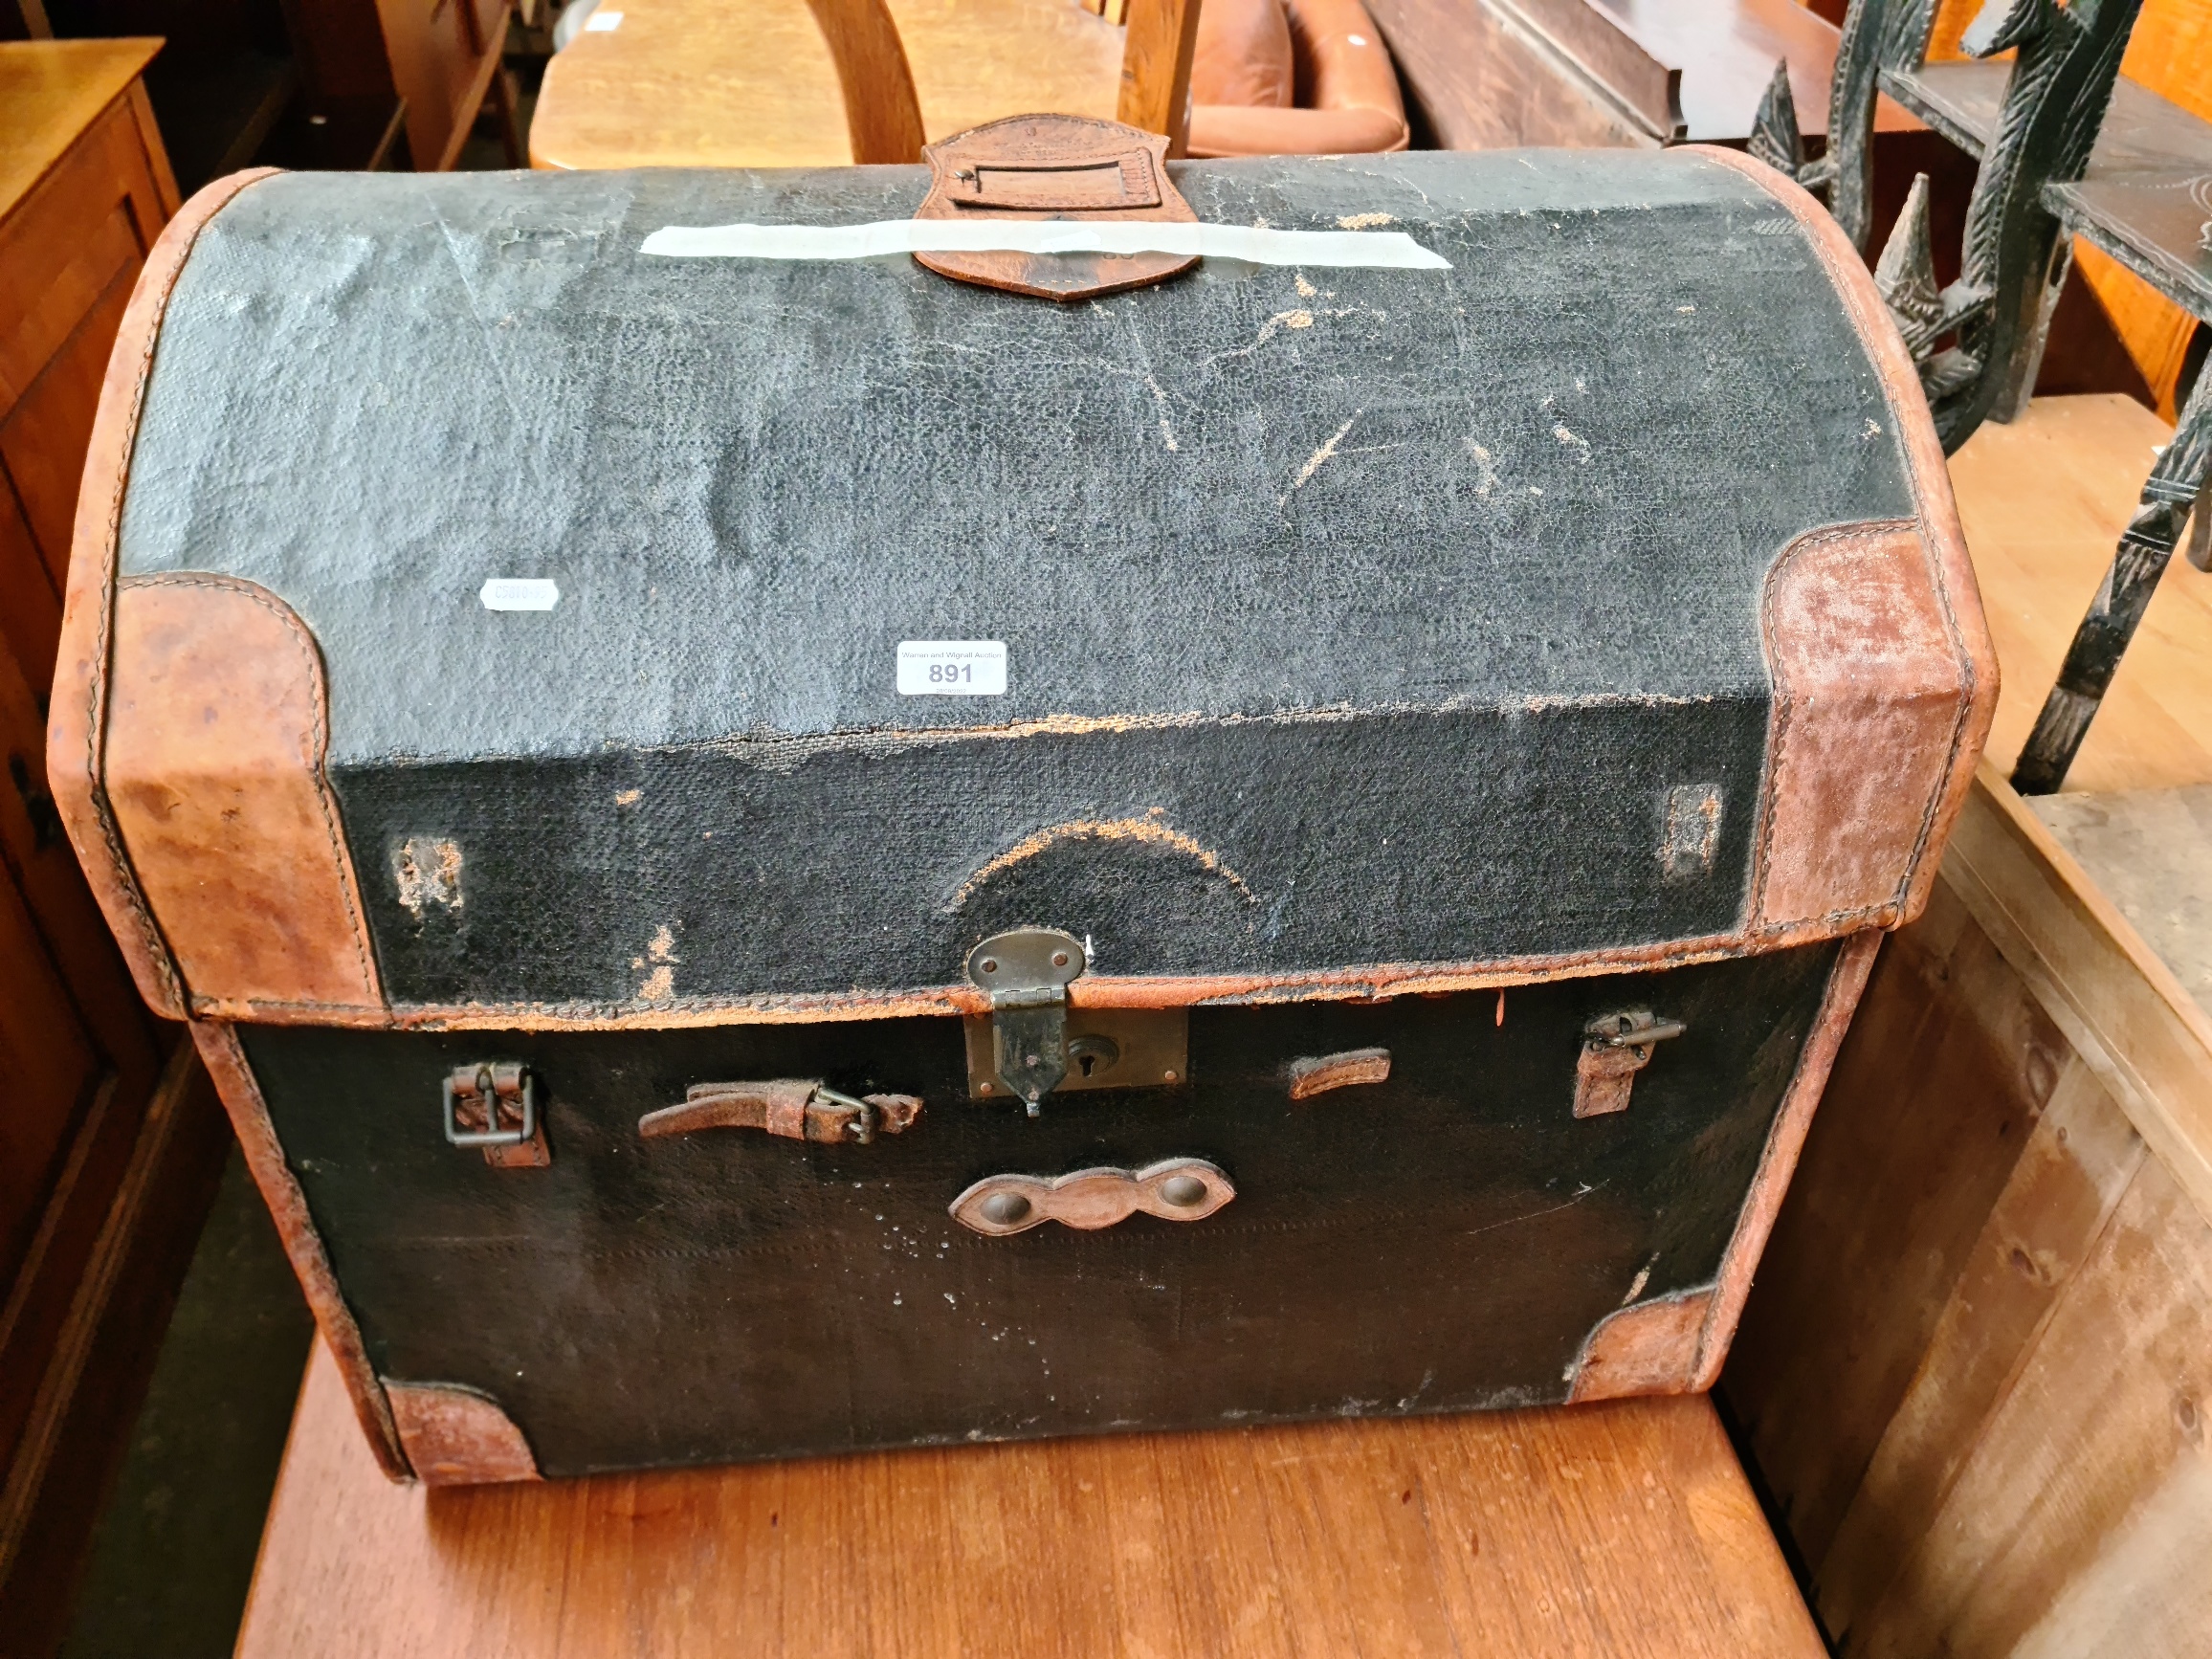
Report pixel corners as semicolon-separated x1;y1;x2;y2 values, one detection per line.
386;1381;542;1486
49;166;282;1022
1565;1291;1711;1404
188;1020;411;1481
1750;522;1976;933
105;574;383;1016
1681;145;1999;928
1689;927;1883;1389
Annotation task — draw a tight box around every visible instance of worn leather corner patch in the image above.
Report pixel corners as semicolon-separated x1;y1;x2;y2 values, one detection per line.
1565;1291;1711;1404
387;1380;542;1486
104;573;383;1016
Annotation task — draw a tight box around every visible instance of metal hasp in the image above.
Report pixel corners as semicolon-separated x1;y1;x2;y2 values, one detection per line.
966;926;1087;1115
961;1002;1187;1101
1573;1011;1687;1119
442;1062;549;1168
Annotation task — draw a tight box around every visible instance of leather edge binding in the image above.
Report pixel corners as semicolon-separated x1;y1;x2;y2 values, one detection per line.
189;1019;413;1481
385;1381;542;1486
1748;520;1973;932
1680;144;2000;931
1564;928;1880;1402
48;166;283;1023
199;913;1913;1030
1687;925;1883;1389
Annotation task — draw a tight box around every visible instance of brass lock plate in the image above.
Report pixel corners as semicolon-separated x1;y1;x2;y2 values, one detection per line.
962;1006;1187;1101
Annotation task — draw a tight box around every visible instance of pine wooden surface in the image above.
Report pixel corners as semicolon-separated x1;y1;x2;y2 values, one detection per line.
237;1341;1823;1658
530;0;1123;170
1727;392;2212;1657
0;39;162;225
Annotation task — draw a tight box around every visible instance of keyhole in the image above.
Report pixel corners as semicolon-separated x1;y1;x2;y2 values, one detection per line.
1066;1034;1120;1081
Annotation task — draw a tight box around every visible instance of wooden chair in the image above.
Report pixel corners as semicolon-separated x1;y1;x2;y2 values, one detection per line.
1757;0;2212;794
1159;0;1411;156
789;0;1205;162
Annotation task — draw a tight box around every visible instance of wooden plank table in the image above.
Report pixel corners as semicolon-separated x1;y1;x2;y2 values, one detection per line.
1725;394;2212;1658
530;0;1124;170
237;1340;1824;1656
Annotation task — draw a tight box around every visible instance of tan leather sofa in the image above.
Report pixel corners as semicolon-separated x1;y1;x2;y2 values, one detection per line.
1186;0;1408;156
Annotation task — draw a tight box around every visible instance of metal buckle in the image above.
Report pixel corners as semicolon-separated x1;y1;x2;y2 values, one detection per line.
442;1062;537;1148
1583;1011;1688;1058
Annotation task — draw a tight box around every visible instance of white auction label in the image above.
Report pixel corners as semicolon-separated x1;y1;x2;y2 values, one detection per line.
897;640;1006;696
479;578;561;611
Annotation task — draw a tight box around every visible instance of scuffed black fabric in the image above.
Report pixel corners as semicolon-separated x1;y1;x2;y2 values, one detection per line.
240;942;1838;1475
117;152;1912;1007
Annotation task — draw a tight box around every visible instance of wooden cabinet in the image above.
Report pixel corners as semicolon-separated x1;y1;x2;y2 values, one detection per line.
34;0;517;191
0;40;230;1656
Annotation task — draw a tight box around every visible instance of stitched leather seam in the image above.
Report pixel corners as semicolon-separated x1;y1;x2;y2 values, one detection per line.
1749;519;1919;934
81;169;278;1012
1687;145;1979;920
199;1021;409;1477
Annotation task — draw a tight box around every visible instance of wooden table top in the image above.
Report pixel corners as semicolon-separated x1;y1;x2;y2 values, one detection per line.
0;38;163;224
237;1340;1824;1656
530;0;1124;170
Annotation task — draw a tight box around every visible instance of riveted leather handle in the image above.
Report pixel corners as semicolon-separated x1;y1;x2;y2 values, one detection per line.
950;1157;1233;1234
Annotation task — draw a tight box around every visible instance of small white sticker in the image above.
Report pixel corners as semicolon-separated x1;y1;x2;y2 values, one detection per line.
479;578;561;612
585;8;623;28
897;640;1006;696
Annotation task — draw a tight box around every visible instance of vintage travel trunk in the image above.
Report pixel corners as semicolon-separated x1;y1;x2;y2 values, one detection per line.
53;129;1994;1485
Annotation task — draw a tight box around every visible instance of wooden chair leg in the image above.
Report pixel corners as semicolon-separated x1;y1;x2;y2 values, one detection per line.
492;64;525;168
2012;366;2212;793
2186;472;2211;573
801;0;925;165
1117;0;1202;156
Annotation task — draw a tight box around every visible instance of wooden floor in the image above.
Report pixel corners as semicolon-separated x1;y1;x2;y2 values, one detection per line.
236;1342;1822;1658
1949;393;2212;795
1950;394;2212;1015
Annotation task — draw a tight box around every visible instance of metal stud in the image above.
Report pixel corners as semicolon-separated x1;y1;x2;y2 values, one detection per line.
981;1191;1032;1225
1158;1174;1208;1208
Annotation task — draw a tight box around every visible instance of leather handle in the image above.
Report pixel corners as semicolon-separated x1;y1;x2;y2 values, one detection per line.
640;1081;922;1144
950;1157;1233;1234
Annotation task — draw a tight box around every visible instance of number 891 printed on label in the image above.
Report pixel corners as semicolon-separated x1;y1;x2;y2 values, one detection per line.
896;640;1008;697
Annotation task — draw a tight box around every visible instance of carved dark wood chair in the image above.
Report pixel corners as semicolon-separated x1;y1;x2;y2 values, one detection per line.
1754;0;2212;793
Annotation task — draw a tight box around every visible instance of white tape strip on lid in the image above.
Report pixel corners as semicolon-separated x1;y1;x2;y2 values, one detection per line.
640;220;1451;270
